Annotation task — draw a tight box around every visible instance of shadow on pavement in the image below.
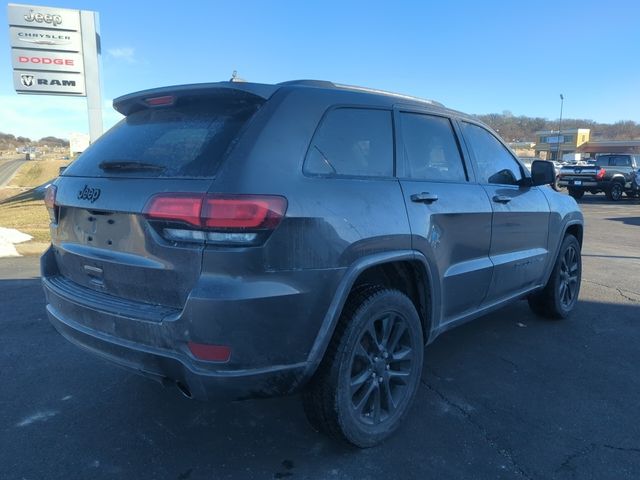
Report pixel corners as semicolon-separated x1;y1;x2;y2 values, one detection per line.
605;216;640;227
2;276;640;480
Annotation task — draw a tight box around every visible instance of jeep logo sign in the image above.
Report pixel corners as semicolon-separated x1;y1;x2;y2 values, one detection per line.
7;3;81;31
77;185;101;203
23;9;63;26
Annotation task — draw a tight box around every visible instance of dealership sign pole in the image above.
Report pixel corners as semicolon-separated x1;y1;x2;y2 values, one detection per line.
7;3;103;142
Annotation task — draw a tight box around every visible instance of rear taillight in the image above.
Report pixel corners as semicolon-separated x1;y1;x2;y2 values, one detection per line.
596;168;606;180
143;193;287;245
44;184;58;223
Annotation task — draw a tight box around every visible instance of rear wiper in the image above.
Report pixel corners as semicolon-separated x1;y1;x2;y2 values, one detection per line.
98;161;166;172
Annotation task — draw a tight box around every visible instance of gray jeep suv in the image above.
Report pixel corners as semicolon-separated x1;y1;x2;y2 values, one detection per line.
41;80;583;447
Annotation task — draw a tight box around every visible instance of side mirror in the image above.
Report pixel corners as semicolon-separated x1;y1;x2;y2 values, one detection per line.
530;160;555;186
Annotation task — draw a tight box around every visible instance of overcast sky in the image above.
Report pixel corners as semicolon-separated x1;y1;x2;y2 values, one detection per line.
1;0;639;140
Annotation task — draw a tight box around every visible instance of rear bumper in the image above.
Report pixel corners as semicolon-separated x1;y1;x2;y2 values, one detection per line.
558;179;600;188
41;247;343;400
46;303;306;400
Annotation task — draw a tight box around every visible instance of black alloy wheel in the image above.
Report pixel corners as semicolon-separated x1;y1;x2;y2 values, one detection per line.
528;234;581;319
348;311;416;426
557;242;580;310
302;287;423;447
607;182;623;201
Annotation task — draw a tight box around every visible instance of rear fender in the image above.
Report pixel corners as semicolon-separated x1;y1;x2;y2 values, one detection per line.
301;250;438;381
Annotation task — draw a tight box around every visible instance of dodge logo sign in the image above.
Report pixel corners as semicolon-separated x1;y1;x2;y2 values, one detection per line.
20;74;34;87
18;56;74;66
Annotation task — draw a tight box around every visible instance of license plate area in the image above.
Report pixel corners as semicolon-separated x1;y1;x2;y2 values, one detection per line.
61;208;131;249
573;180;582;186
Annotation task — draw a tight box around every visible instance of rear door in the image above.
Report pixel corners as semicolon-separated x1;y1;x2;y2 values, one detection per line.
458;121;550;304
49;90;264;308
395;109;493;324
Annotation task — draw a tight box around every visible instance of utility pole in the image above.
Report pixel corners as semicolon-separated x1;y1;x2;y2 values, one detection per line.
558;94;564;161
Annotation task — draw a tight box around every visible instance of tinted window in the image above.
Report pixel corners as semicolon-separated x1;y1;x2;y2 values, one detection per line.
595;155;633;167
63;97;261;178
612;156;630;167
460;122;523;185
304;108;393;177
399;113;466;182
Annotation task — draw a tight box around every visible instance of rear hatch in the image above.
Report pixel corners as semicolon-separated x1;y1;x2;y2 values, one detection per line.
47;84;271;309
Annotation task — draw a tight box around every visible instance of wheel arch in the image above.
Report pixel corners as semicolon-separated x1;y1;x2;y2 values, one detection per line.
565;222;583;248
302;250;436;381
541;220;583;287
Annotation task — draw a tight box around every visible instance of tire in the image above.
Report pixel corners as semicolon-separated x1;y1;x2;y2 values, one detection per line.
302;287;424;448
606;182;624;201
528;234;581;319
568;188;584;200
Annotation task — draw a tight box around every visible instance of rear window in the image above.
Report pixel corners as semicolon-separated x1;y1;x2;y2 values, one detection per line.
63;97;261;178
596;155;631;167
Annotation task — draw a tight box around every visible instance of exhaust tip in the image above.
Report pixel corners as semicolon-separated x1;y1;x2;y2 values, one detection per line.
175;381;192;399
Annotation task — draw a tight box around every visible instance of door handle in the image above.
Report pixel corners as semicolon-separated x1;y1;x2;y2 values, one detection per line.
411;192;439;204
493;195;512;204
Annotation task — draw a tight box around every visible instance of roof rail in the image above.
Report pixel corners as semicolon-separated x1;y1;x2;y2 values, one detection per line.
334;83;445;107
277;79;445;107
277;80;336;88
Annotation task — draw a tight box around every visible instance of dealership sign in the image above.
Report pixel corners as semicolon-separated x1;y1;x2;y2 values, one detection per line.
8;3;88;95
7;3;103;141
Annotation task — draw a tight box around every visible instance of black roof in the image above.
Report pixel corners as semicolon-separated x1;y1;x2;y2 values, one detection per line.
113;79;456;117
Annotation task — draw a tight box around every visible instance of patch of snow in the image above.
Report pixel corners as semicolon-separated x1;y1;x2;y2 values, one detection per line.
16;410;58;427
0;227;32;258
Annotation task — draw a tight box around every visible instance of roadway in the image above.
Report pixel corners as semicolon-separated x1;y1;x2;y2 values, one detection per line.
1;196;638;479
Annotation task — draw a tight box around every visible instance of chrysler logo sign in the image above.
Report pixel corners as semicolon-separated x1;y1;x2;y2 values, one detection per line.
17;31;72;46
23;9;63;27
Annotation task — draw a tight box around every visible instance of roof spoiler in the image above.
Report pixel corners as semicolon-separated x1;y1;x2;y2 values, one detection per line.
113;81;279;116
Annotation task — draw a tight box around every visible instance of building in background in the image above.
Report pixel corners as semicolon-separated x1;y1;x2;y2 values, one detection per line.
69;132;90;156
508;141;536;157
534;128;590;161
577;140;640;156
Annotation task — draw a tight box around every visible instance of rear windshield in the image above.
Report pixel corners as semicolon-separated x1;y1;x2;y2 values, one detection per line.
63;96;262;178
595;155;631;167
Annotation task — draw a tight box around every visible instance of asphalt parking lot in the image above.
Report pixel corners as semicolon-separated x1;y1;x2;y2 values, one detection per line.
1;193;639;480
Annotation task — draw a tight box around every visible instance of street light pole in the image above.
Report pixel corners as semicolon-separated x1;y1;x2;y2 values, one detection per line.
558;94;564;161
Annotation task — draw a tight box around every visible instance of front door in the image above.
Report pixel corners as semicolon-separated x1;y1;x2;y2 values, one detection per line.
458;121;550;304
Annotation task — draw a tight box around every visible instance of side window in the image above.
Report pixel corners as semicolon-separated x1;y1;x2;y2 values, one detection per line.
399;112;467;182
460;122;523;185
304;108;393;177
612;156;631;167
